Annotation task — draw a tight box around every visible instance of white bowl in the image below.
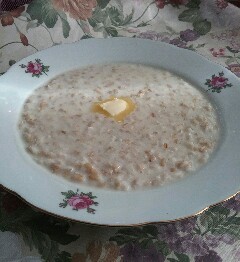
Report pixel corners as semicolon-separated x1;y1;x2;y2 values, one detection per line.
0;38;239;225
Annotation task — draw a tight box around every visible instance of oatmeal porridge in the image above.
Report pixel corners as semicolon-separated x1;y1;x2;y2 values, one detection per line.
18;63;219;191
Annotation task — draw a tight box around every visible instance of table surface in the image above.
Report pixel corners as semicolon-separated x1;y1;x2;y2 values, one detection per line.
0;0;240;261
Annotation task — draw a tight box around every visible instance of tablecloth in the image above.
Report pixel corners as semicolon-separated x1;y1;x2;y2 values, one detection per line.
0;0;240;261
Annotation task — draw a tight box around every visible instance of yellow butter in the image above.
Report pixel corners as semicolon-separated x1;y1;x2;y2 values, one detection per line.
100;98;128;116
92;96;136;122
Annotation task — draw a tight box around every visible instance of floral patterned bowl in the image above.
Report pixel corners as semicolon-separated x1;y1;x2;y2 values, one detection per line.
0;38;239;225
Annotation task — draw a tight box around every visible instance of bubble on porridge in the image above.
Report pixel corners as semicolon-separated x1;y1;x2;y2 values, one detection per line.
18;63;220;191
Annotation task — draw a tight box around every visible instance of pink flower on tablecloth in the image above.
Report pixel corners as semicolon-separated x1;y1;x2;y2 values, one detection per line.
215;0;228;10
228;64;240;77
52;0;97;20
155;0;166;9
59;190;98;214
205;72;232;93
19;59;49;77
209;48;225;57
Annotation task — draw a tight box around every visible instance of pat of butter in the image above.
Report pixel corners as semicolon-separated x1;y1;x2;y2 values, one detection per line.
100;98;128;116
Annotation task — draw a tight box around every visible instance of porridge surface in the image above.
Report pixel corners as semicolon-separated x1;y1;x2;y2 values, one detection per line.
19;63;219;191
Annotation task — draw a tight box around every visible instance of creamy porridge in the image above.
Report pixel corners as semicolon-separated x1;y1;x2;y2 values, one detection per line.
18;64;219;191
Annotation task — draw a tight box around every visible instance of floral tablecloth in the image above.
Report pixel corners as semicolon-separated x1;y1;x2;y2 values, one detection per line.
0;0;240;261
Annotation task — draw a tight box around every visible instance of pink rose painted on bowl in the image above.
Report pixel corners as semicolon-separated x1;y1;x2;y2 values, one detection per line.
205;72;232;93
20;58;49;77
210;76;227;88
26;61;42;75
60;190;98;214
68;195;94;210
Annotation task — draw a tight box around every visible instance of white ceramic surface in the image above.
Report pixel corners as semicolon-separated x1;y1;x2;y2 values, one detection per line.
0;38;239;225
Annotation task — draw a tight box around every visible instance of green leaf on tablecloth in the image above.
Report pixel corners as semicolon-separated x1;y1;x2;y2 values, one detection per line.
137;21;150;27
9;60;16;66
142;225;159;237
154;241;170;256
39;5;57;28
88;6;107;27
226;46;239;54
97;0;111;9
27;0;71;38
139;238;152;248
26;0;44;24
110;227;146;245
186;0;201;8
88;18;97;27
81;35;93;39
214;223;240;239
17;224;35;250
109;234;136;245
200;208;228;232
209;205;231;216
105;26;118;37
168;253;190;262
25;215;79;245
107;6;122;26
59;14;71;38
55;251;72;262
27;0;58;28
174;252;190;262
178;8;200;23
1;219;60;261
227;216;240;225
109;225;169;255
103;16;112;27
0;208;38;230
193;19;211;35
122;9;134;26
0;203;79;261
90;5;133;30
199;205;240;239
116;227;144;237
213;215;240;239
195;43;206;48
226;58;238;64
106;6;133;26
109;225;162;250
27;228;59;261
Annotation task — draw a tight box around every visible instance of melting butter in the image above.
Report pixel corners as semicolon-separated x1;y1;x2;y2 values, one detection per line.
92;97;136;122
100;98;127;116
